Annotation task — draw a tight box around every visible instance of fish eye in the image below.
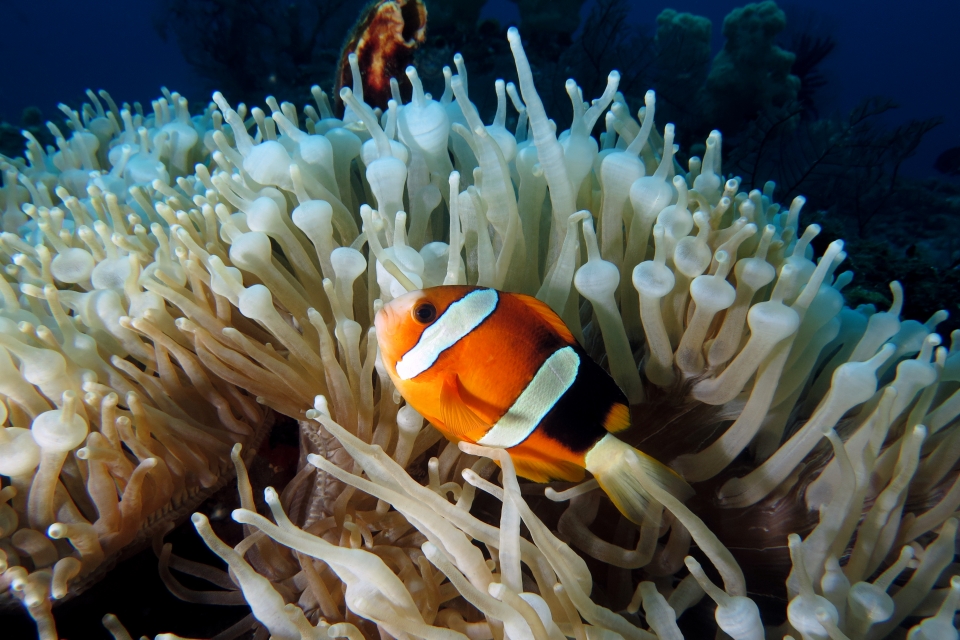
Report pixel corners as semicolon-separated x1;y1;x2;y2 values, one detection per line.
413;301;437;324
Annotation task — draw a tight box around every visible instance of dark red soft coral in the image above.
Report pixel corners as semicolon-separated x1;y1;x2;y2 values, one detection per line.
335;0;428;113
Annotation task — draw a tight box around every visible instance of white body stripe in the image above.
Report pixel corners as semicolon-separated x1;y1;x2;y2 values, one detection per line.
477;346;580;448
396;289;499;380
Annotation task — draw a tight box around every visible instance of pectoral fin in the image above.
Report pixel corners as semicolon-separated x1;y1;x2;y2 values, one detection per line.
439;375;491;442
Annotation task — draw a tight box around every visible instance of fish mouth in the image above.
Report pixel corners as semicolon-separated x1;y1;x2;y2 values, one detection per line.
374;306;391;338
374;291;426;341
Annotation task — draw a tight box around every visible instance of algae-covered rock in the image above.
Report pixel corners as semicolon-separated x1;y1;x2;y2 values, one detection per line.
424;0;487;32
654;9;712;138
703;1;800;135
511;0;587;40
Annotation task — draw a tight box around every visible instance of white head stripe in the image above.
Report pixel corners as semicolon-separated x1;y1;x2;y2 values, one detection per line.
396;289;499;380
477;346;580;448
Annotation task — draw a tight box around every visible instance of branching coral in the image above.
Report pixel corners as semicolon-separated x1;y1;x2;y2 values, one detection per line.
725;97;943;235
2;19;960;640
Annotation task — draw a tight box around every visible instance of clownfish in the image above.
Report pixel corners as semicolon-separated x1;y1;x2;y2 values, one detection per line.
374;285;692;523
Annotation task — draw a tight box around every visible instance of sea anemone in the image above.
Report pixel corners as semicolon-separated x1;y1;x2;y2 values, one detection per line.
0;90;273;635
2;23;959;640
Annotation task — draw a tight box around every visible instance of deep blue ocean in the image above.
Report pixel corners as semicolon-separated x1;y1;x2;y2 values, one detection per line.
1;0;957;178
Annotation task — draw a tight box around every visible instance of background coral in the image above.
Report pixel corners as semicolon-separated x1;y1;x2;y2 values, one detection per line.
0;109;59;162
153;0;367;107
701;1;800;136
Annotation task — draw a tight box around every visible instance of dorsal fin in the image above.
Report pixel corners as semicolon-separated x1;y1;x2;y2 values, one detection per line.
511;293;575;345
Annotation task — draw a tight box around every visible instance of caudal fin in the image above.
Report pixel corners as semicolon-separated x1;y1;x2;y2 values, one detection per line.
584;434;693;524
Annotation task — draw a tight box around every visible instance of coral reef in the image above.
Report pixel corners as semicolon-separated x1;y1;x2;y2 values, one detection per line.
936;147;960;177
701;1;800;136
0;109;58;162
153;0;368;107
3;16;960;639
509;0;587;44
724;97;957;333
725;98;944;238
783;32;836;120
650;9;712;141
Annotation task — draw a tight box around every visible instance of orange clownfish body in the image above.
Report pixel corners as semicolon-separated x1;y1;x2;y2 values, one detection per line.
375;285;691;523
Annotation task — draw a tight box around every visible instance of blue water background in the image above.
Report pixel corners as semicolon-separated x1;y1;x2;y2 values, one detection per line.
1;0;957;177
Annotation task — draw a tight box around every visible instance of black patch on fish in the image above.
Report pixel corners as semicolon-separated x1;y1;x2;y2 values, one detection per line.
537;345;629;454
